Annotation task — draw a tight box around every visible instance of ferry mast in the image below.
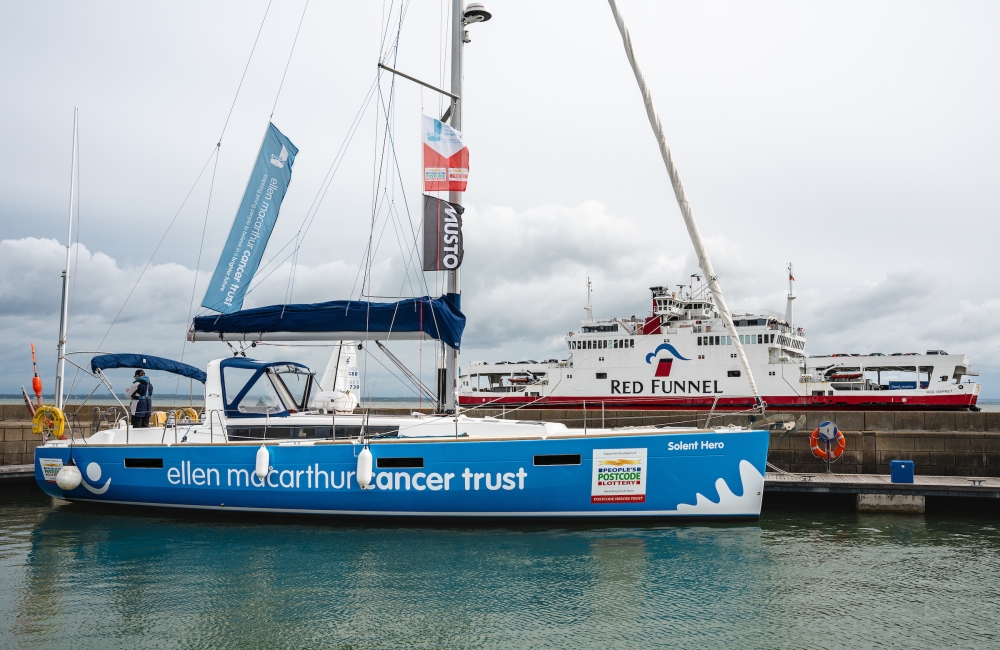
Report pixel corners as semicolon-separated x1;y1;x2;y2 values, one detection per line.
606;0;762;410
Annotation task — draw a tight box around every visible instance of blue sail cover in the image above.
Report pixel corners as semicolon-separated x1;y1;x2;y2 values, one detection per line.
202;123;299;314
191;294;465;349
91;354;208;383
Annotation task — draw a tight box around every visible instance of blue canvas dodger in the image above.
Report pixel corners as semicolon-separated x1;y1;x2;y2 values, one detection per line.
202;123;298;314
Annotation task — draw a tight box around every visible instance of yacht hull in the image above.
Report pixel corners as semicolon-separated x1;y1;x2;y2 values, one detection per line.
34;430;769;519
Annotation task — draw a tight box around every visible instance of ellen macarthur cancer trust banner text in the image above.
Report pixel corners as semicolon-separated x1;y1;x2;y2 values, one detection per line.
202;123;298;314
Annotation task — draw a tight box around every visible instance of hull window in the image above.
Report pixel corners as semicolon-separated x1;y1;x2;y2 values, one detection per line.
124;458;163;469
533;454;582;466
376;457;424;469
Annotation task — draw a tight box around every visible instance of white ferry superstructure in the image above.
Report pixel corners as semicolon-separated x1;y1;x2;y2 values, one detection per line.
457;274;980;411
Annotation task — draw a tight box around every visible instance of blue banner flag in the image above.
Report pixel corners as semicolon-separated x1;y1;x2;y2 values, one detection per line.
202;123;298;313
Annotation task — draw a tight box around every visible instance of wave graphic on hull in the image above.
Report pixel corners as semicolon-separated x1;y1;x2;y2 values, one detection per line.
670;460;764;515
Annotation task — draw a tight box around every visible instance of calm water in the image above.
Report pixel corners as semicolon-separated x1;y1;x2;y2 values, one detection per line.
1;487;998;649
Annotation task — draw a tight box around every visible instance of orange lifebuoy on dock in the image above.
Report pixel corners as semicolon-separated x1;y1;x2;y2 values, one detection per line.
810;427;846;461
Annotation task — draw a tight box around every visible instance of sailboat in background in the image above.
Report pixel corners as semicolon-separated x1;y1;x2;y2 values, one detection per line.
31;1;773;520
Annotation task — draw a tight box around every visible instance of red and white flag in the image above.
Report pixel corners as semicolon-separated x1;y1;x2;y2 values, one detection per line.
423;115;468;192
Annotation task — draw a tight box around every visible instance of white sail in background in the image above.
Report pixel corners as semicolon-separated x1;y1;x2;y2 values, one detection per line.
311;341;360;412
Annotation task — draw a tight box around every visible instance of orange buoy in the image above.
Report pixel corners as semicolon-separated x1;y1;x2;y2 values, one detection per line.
31;343;42;406
810;427;846;461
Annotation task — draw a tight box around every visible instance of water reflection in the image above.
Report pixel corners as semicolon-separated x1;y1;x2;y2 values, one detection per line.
1;488;999;648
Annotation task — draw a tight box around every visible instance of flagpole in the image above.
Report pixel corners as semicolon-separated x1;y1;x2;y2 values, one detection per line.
606;0;762;409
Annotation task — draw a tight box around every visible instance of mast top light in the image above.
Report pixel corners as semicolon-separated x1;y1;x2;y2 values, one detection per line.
464;3;491;23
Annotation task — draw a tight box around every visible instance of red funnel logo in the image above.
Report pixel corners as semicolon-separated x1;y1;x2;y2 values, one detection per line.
655;358;673;377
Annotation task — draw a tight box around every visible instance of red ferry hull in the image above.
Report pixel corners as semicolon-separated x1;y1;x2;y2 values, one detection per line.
457;393;979;411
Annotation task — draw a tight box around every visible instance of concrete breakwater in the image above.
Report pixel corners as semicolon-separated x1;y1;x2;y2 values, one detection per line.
4;404;1000;477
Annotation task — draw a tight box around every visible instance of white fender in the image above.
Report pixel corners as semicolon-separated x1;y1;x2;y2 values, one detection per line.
356;446;373;490
255;445;270;480
56;463;82;491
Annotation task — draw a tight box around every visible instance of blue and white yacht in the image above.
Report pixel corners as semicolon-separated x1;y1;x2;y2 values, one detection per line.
34;353;769;519
33;1;775;520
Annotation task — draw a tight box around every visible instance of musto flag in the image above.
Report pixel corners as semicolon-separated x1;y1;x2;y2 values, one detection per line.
422;195;464;271
202;123;298;314
423;115;468;192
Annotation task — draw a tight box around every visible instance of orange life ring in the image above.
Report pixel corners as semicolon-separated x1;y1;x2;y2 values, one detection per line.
810;427;846;461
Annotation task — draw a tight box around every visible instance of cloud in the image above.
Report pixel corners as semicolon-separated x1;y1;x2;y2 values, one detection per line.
459;201;687;351
3;213;1000;398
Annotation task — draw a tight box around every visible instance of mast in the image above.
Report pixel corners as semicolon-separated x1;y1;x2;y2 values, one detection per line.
441;0;463;413
54;108;78;411
785;262;795;326
585;277;594;322
440;1;490;413
606;0;763;410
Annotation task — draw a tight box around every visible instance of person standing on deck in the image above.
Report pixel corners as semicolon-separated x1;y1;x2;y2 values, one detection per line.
125;370;153;428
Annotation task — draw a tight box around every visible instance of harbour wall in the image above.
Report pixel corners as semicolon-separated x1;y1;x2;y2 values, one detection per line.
3;405;1000;477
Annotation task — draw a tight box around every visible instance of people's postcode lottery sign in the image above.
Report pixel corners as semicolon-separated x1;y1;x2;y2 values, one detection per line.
591;448;647;503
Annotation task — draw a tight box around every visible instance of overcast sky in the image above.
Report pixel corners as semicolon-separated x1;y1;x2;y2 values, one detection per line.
1;0;998;399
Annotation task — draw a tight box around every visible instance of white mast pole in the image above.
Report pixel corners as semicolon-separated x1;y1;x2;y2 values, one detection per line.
785;262;795;326
440;0;464;413
54;107;78;410
606;0;762;409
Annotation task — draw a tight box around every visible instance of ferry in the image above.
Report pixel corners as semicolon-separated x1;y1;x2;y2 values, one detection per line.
457;271;980;411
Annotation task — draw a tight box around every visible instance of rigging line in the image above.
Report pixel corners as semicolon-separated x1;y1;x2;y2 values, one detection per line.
219;0;273;143
174;145;222;398
270;0;309;120
93;147;218;352
276;80;380;300
386;199;419;298
250;78;379;291
379;107;427;297
363;74;396;297
360;343;420;397
240;246;297;300
377;0;400;63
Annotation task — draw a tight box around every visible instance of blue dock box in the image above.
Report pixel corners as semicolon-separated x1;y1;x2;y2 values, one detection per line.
890;460;915;483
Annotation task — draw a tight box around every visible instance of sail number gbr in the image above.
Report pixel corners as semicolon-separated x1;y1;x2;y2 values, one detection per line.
610;379;723;395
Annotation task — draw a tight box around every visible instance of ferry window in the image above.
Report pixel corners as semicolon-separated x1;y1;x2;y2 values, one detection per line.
596;372;607;379
630;340;634;348
728;370;741;377
697;337;702;346
727;336;732;345
715;336;721;345
613;340;618;349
